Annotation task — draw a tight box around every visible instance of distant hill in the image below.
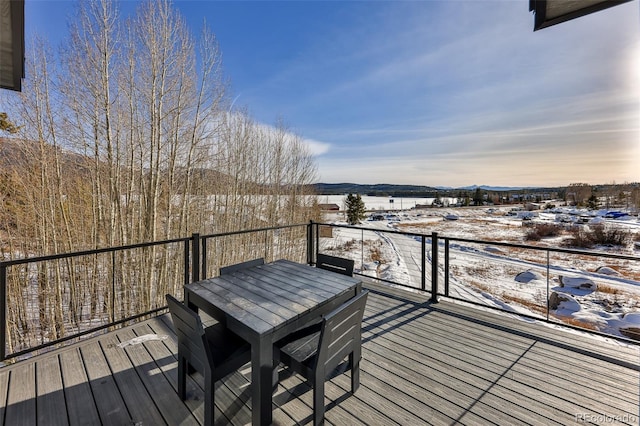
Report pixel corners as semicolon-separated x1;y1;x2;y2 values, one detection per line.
0;137;92;177
458;185;529;191
315;182;567;197
435;184;548;191
315;183;441;197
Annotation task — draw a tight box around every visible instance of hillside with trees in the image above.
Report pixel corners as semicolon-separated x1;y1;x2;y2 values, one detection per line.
315;183;440;197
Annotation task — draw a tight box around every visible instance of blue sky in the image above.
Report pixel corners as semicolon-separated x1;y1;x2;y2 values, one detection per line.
25;0;640;187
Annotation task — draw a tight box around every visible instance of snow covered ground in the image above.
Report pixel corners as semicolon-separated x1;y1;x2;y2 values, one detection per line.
318;202;640;342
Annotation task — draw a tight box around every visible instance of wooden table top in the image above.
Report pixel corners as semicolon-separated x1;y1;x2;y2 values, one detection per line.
185;259;362;336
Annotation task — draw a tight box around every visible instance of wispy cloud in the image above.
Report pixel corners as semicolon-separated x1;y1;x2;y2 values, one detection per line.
211;1;640;186
311;1;639;186
303;138;331;156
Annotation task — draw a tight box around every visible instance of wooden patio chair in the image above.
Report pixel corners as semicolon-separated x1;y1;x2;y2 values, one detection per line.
316;253;354;276
219;257;265;275
274;290;369;425
166;294;251;426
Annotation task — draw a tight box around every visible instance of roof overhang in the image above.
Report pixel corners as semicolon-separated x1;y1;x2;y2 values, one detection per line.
530;0;634;31
0;0;25;91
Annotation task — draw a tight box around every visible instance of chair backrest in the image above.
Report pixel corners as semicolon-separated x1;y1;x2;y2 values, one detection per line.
316;290;368;373
219;257;265;275
316;253;354;276
166;294;210;373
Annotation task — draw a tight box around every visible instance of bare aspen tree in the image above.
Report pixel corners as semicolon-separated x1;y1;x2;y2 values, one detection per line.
127;1;211;307
206;111;319;266
1;0;321;354
61;0;124;321
63;0;121;248
175;25;227;240
2;37;68;343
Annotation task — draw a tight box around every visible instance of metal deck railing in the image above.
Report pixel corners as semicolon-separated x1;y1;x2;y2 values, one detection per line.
2;220;639;360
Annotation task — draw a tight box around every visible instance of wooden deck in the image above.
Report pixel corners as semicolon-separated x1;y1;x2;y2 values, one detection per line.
0;281;638;425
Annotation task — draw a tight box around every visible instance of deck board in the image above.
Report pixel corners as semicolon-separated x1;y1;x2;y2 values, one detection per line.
100;331;167;424
119;327;199;425
35;355;67;426
80;340;132;424
59;348;101;426
5;361;36;426
0;368;9;423
0;281;638;425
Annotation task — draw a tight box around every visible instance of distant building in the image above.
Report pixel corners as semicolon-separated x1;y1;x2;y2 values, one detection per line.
318;203;340;211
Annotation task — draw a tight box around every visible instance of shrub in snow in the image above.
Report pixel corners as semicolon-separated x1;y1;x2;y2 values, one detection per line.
589;224;630;246
563;223;631;248
559;275;597;291
563;226;594;248
514;270;544;283
524;223;562;241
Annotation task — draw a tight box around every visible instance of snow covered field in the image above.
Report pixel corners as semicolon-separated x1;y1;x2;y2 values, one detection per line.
318;203;640;342
318;194;457;210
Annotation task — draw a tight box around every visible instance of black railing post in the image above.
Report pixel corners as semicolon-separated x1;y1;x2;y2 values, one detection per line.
546;249;550;321
421;235;426;291
264;230;268;262
111;252;116;322
361;228;364;274
183;239;190;286
1;264;6;361
431;232;439;303
191;233;200;283
307;221;314;265
314;222;320;264
201;237;207;279
444;239;450;297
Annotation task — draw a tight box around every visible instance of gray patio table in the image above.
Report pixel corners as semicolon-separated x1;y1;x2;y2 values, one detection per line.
184;259;362;426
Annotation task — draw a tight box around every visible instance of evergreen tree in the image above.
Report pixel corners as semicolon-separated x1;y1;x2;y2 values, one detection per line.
587;194;599;210
473;188;484;206
345;193;366;225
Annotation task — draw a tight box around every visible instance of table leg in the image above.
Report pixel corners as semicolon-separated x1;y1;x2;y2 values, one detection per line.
251;335;274;426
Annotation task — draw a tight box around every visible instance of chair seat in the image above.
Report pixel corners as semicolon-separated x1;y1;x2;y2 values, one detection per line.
278;327;321;368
